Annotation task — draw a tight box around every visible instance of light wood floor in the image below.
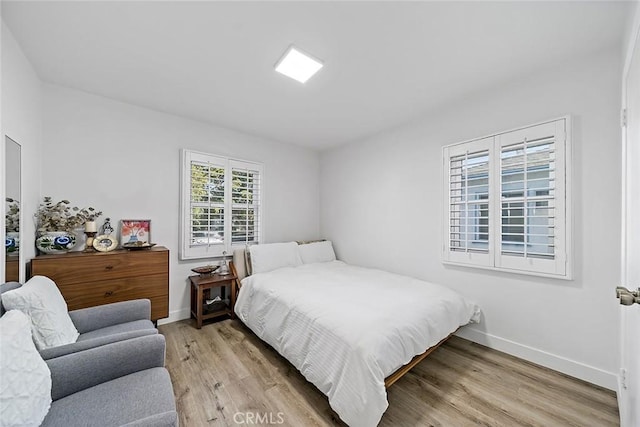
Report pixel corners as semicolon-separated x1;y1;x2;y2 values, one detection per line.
159;319;619;427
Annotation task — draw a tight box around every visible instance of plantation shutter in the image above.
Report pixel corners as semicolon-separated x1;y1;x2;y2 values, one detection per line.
185;152;227;258
230;161;262;246
442;118;570;278
495;121;567;275
181;150;264;260
443;136;493;266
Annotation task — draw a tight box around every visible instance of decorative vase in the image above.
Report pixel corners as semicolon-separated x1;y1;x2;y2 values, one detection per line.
5;232;19;254
36;231;77;254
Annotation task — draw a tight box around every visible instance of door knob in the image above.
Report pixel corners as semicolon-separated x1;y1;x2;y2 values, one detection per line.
616;286;640;306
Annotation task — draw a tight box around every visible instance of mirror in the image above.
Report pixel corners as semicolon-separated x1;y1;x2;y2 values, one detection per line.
5;136;21;282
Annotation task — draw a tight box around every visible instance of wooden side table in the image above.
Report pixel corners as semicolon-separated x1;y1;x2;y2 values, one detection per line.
189;273;237;329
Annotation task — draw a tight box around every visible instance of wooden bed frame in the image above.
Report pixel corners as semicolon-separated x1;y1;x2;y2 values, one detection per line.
229;261;453;389
384;333;452;388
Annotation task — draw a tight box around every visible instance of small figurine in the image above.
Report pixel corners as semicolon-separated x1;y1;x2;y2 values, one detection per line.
102;217;114;235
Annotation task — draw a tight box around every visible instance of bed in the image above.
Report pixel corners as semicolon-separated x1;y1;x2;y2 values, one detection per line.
232;242;480;427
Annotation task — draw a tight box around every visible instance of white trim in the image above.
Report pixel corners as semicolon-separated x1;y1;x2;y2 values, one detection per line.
14;136;23;283
0;136;5;283
0;17;4;284
157;307;191;326
565;117;573;284
1;135;24;283
456;326;618;391
442;260;574;281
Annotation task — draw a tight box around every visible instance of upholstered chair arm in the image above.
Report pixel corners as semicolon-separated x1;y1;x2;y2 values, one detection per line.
68;299;151;333
121;412;179;427
39;328;158;360
47;334;166;401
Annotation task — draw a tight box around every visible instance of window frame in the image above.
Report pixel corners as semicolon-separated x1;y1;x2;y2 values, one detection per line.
180;149;264;260
442;117;572;279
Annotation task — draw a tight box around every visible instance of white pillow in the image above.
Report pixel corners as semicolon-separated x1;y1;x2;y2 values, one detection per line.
2;276;79;350
0;310;52;426
249;242;302;274
298;240;337;264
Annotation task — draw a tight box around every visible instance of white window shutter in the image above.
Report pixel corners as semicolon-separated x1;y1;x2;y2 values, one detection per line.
180;150;264;260
443;136;493;267
230;160;263;248
495;120;568;276
442;117;571;279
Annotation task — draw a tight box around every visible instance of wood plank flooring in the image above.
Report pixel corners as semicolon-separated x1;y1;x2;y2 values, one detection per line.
159;319;619;427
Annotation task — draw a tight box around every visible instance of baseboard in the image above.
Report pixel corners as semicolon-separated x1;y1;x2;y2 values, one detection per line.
455;327;618;391
157;307;191;326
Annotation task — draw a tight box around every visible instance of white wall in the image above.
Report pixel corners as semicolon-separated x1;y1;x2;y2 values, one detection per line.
1;22;43;282
320;47;622;389
42;84;320;323
623;1;640;68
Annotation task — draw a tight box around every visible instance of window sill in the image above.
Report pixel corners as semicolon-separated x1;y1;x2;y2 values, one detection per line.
442;260;572;280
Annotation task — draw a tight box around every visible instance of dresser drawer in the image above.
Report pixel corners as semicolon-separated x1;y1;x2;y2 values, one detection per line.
58;274;169;321
31;250;168;285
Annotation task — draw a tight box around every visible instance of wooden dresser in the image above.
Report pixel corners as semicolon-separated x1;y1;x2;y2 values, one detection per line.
30;246;169;321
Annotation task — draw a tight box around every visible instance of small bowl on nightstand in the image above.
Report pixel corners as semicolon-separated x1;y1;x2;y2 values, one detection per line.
191;265;219;276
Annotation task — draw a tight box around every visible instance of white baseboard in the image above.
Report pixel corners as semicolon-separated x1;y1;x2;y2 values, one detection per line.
157;307;191;326
456;327;618;391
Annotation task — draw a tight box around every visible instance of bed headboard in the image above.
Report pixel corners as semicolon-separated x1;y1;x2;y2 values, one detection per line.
232;248;250;281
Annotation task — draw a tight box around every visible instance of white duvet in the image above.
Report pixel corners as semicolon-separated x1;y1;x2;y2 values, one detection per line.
235;261;480;427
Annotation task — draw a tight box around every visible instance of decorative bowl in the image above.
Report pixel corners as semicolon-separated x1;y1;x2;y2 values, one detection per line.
191;265;219;275
122;242;156;250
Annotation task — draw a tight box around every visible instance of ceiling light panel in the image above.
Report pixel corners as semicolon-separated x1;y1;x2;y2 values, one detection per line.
275;46;323;84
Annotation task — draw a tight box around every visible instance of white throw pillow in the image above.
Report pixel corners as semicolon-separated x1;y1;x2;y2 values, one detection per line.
298;240;337;264
2;276;79;350
0;310;52;426
249;242;303;274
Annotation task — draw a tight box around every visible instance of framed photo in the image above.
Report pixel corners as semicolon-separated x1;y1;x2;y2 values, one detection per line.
120;220;151;247
93;235;118;252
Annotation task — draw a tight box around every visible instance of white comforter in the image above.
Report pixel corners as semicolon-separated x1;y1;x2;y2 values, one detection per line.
235;261;480;427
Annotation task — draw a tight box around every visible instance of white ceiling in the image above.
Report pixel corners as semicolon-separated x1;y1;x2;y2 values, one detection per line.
1;1;630;150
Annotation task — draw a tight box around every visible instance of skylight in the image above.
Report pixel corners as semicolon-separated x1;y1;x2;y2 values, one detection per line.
274;46;323;84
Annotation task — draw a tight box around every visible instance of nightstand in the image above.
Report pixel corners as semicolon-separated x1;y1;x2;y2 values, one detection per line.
189;273;237;329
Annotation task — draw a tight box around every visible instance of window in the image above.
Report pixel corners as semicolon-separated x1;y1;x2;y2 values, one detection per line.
442;118;571;278
180;150;263;260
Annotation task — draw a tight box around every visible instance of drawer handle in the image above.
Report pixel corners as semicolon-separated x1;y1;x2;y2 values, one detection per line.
104;291;114;297
105;265;114;270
